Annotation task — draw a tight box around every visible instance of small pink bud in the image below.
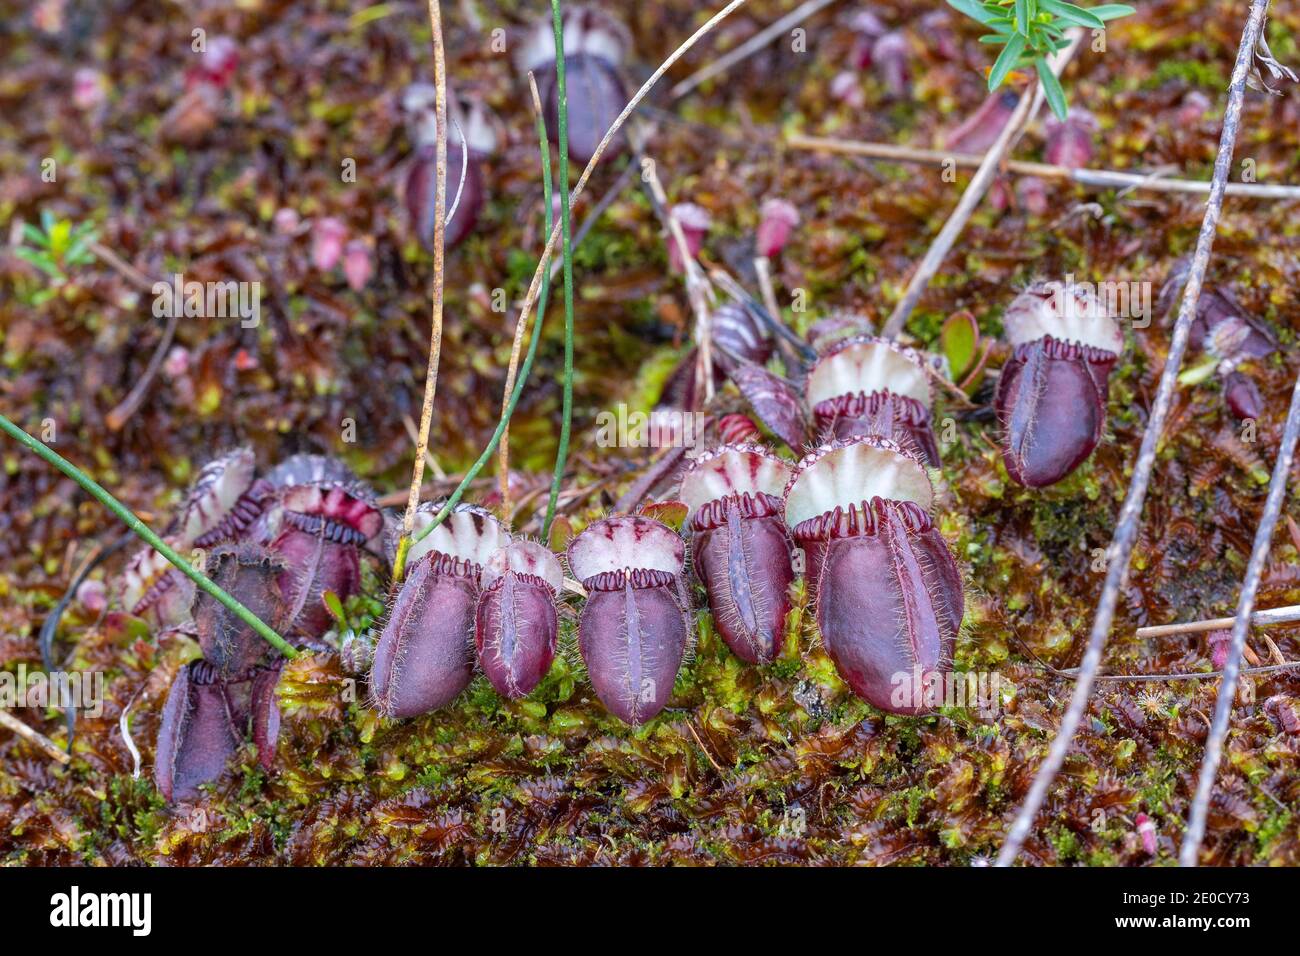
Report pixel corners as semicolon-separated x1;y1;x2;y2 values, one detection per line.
989;176;1013;212
1044;108;1098;170
1176;91;1211;126
756;198;800;258
312;217;348;271
871;31;911;98
847;11;887;69
1224;371;1262;421
76;579;107;615
72;68;107;112
1015;176;1049;216
32;0;65;35
234;348;258;372
667;203;711;273
830;70;865;109
273;207;301;235
163;346;190;379
1208;629;1231;670
194;35;240;89
342;240;373;291
1135;813;1157;855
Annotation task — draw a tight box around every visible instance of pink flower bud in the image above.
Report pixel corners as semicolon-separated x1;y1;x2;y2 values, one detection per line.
194;35;240;89
272;207;300;235
871;31;911;98
667;203;711;273
311;217;348;271
342;240;373;291
989;176;1013;212
163;346;190;379
756;198;800;258
830;70;865;109
1015;176;1049;216
1208;630;1231;670
1176;91;1211;126
1044;108;1098;170
72;68;107;112
76;579;107;615
847;11;887;69
1135;813;1157;855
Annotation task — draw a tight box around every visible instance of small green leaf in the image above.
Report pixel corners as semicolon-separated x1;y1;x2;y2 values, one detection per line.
322;590;346;624
1088;4;1136;21
1040;0;1105;29
941;311;981;380
14;248;65;280
1177;355;1220;387
1014;0;1030;35
947;0;999;25
988;33;1027;90
1035;56;1069;120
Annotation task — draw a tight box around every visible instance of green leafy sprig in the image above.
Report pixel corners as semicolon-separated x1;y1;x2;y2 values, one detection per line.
947;0;1136;119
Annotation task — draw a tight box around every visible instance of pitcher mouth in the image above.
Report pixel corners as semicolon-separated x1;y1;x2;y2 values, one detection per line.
677;443;791;523
790;496;933;544
783;435;934;529
566;514;685;585
806;336;932;410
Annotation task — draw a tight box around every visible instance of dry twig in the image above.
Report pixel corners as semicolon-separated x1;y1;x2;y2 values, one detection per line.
787;133;1300;200
394;0;451;581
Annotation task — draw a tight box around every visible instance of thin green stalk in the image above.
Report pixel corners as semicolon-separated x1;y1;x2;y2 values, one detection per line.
542;0;575;540
410;76;557;546
0;413;297;659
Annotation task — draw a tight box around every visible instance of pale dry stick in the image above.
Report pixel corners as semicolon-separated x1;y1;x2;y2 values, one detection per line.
880;30;1085;340
120;691;143;778
753;256;781;326
1136;604;1300;639
786;134;1300;200
408;0;753;548
1056;660;1300;682
394;0;451;582
668;0;841;100
996;0;1273;868
1182;364;1300;865
639;143;717;402
0;709;72;766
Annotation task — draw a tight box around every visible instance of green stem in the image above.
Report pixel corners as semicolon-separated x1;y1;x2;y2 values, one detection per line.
410;75;558;546
542;0;576;540
0;413;296;659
